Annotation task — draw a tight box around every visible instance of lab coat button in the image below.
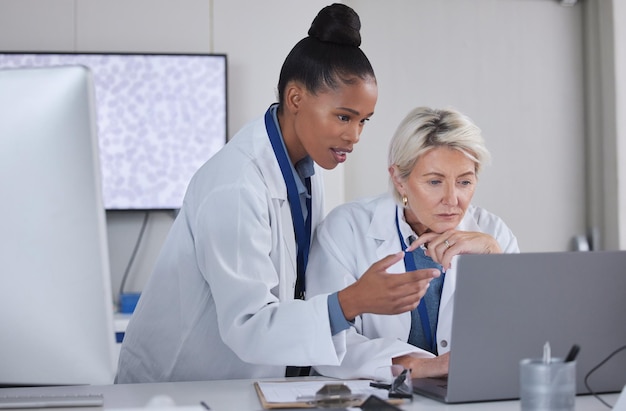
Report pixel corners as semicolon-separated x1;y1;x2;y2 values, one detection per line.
440;339;448;348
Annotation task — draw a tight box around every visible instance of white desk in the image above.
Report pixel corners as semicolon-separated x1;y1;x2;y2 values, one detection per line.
0;378;620;410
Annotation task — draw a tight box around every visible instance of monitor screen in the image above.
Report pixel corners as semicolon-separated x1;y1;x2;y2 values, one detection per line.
0;66;117;385
0;52;227;210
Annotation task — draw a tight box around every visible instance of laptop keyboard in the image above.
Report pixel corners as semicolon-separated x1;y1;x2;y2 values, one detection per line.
0;393;104;409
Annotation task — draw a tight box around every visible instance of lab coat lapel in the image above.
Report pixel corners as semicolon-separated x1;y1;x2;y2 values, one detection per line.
367;196;411;337
256;125;297;299
369;196;405;274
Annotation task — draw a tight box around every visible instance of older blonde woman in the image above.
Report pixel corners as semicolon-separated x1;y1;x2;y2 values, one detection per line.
306;106;519;380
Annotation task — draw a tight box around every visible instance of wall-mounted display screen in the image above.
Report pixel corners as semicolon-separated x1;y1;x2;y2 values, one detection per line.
0;53;227;210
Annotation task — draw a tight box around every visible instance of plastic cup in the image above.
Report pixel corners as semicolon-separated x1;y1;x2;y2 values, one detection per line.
519;358;576;411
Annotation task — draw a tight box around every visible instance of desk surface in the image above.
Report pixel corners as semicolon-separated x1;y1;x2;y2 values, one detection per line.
0;378;620;411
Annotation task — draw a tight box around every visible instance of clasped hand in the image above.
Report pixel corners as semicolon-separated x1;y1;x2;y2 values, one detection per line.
406;230;502;271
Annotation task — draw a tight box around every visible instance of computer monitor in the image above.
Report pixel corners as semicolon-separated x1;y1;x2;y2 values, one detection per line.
0;52;228;211
0;66;117;386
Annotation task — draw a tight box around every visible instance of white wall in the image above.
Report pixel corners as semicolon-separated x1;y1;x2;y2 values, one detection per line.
345;0;586;255
0;0;621;302
616;1;626;249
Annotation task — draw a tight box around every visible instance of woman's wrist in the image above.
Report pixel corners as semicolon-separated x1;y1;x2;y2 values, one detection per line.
337;286;360;321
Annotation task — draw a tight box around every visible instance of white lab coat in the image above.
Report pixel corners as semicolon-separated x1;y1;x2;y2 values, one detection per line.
116;114;346;383
306;194;519;379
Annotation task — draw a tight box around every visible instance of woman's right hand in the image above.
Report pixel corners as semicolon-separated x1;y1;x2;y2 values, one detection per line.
337;251;440;320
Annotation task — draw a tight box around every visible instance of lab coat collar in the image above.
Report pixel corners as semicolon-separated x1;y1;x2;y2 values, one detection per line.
253;117;288;201
368;195;406;274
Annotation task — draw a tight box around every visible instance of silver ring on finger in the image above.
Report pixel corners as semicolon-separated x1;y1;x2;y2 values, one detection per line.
444;239;451;248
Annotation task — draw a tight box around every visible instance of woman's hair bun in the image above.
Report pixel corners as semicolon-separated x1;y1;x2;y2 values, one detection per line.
307;3;361;47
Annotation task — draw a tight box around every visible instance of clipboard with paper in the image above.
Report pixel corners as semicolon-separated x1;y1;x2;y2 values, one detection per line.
253;379;405;409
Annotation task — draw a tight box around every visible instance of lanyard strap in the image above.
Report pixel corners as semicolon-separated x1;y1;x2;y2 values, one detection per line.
264;106;311;300
395;209;437;352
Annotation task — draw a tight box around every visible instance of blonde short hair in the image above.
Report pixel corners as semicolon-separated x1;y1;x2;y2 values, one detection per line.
388;106;491;205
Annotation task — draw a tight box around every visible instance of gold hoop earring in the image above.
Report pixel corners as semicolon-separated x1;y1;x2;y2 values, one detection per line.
402;195;408;208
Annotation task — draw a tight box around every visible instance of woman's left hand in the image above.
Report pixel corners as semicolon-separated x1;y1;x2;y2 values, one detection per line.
406;230;502;271
393;352;449;379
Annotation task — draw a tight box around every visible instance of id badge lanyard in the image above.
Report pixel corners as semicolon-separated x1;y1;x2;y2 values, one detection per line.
395;208;442;353
264;105;311;300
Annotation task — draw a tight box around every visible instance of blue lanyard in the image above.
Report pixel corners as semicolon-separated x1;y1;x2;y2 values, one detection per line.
264;105;312;300
395;208;440;353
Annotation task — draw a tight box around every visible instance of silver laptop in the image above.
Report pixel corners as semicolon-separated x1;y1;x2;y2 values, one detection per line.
412;250;626;403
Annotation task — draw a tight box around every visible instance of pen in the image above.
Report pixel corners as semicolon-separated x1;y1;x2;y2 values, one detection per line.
200;400;211;410
564;344;580;362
